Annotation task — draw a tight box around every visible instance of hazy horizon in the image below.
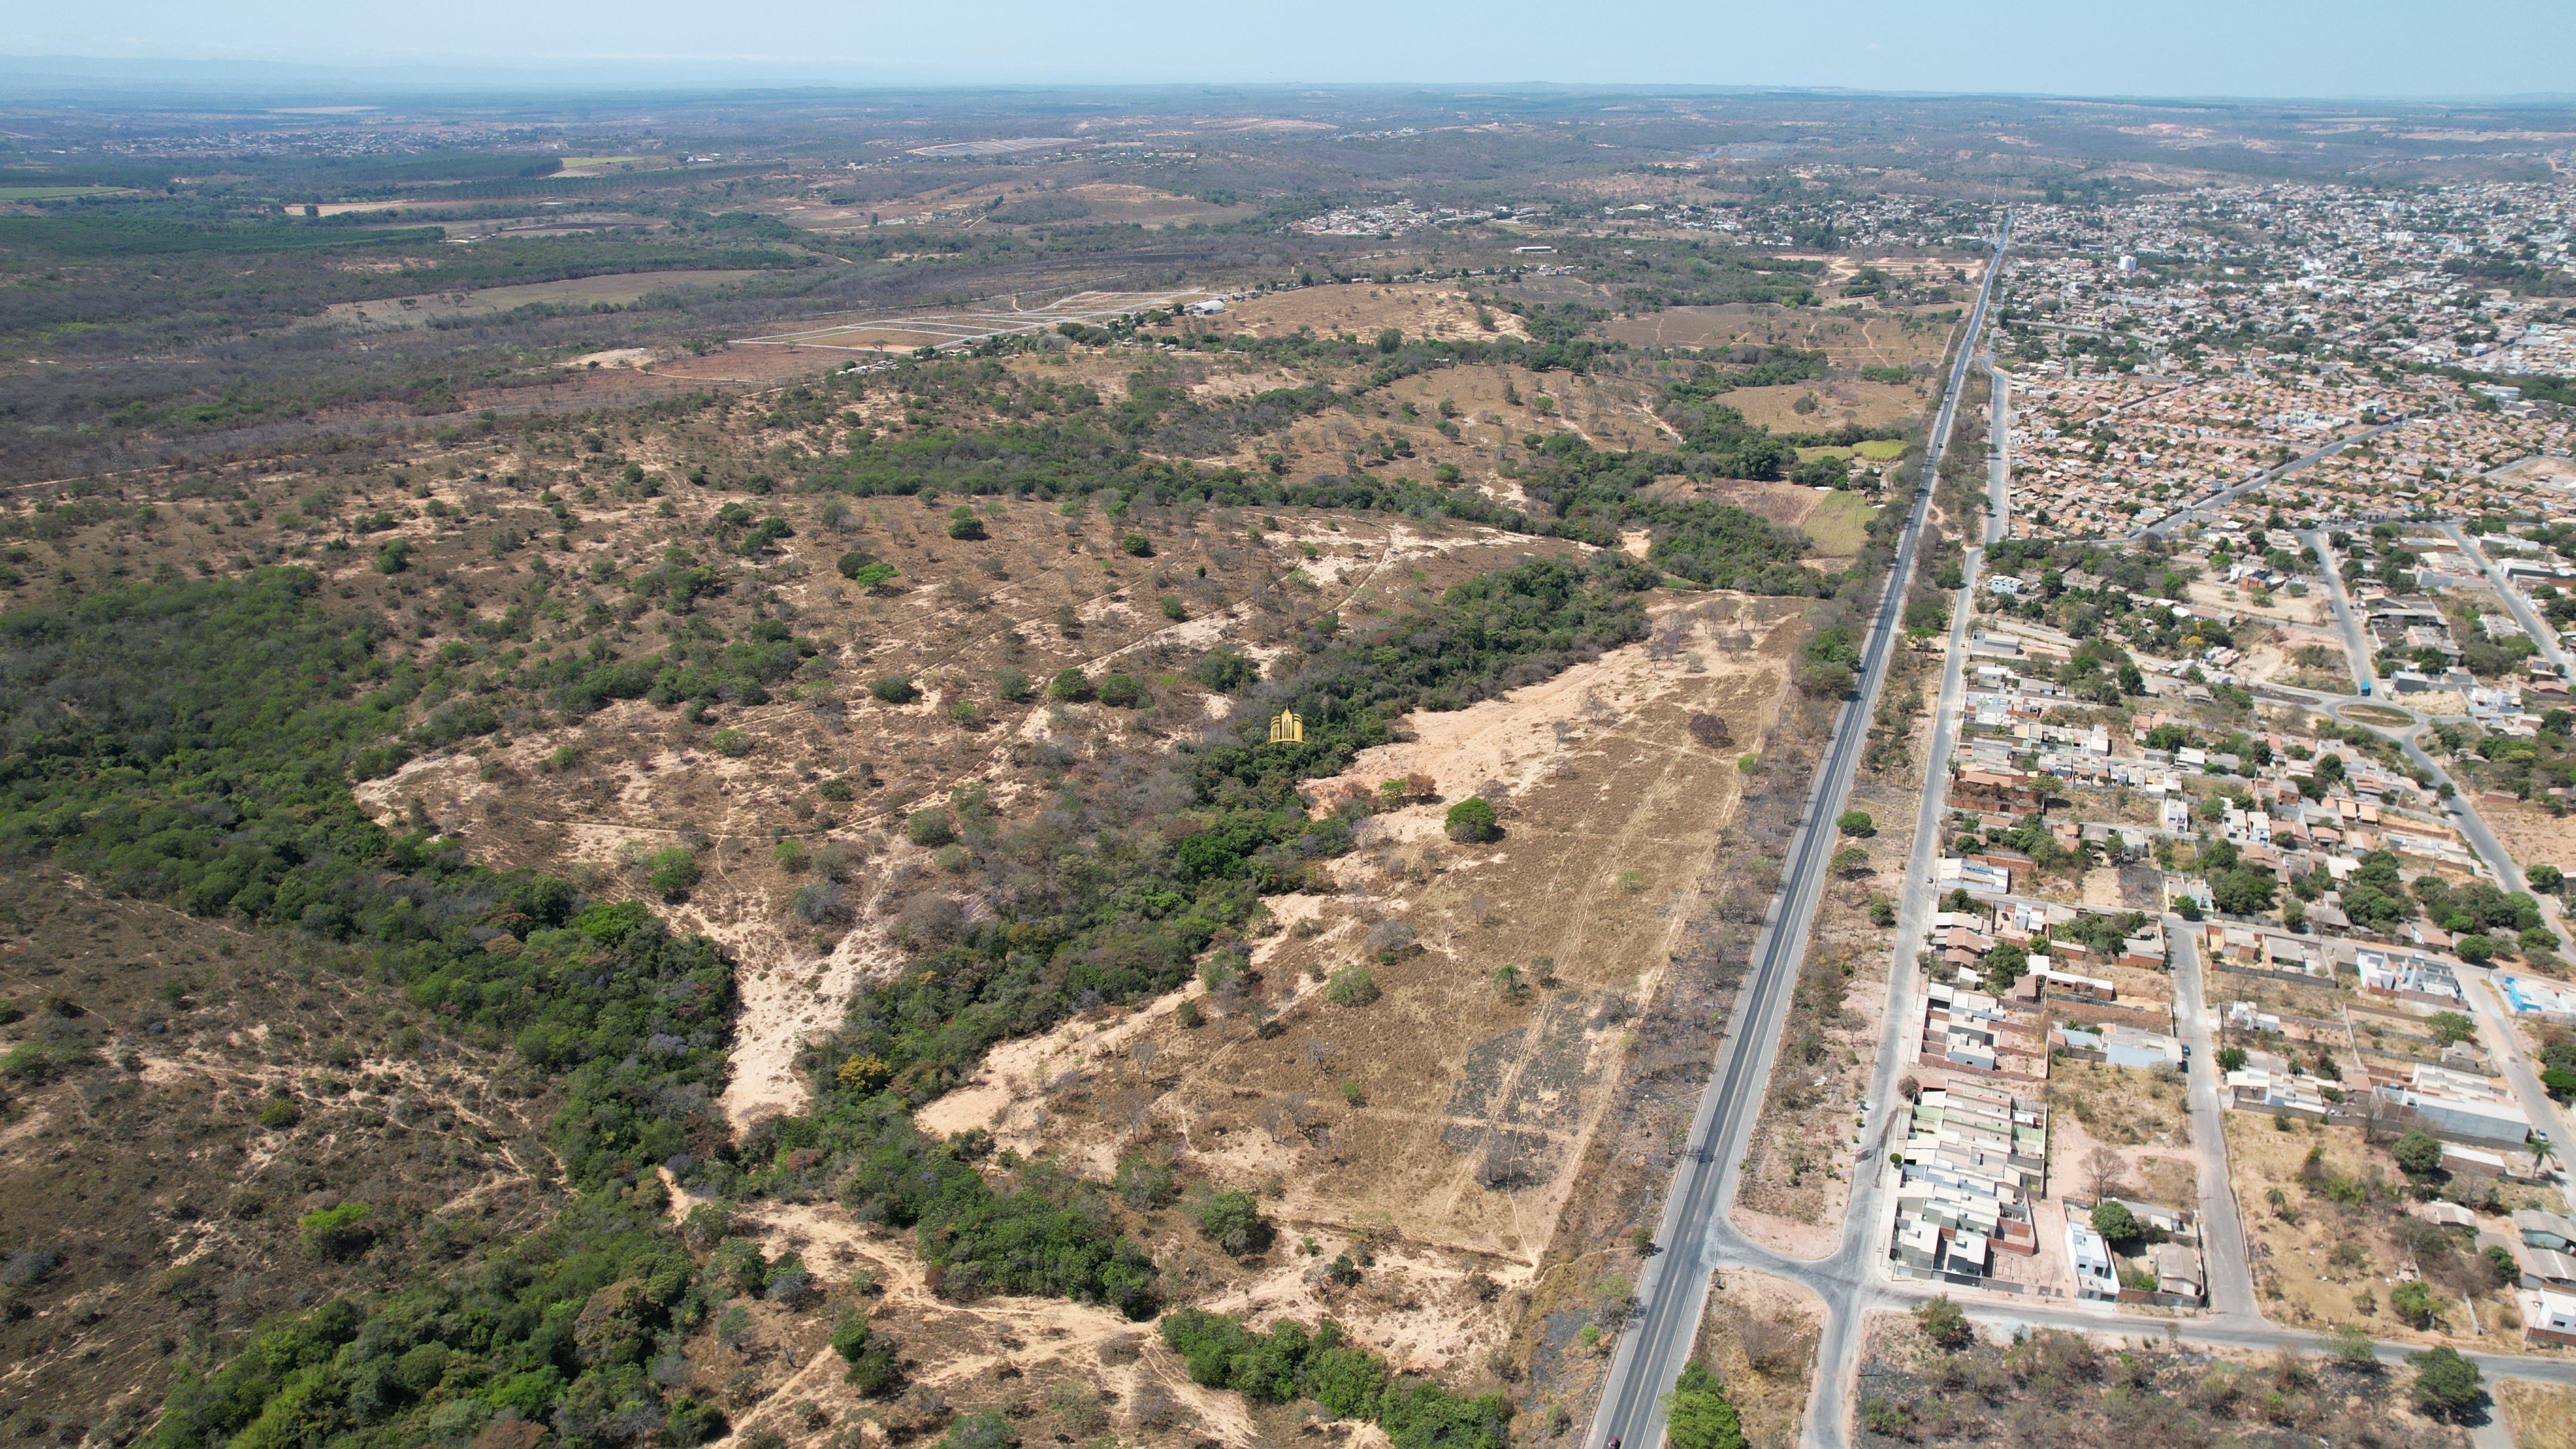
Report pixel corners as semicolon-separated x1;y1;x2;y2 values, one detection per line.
9;0;2576;101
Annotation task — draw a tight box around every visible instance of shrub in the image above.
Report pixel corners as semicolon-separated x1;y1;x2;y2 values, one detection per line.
299;1202;377;1260
1194;1191;1272;1257
374;539;412;574
833;1312;901;1396
1326;966;1380;1006
1097;672;1143;708
994;667;1031;702
946;508;988;541
1444;796;1500;843
943;1409;1013;1449
906;809;955;847
1914;1295;1972;1350
819;778;854;802
257;1096;303;1130
1158;595;1186;621
791;882;845;926
1365;920;1417;961
839;553;900;590
710;728;751;757
870;676;919;704
1195;647;1257;692
2390;1278;2439;1328
1119;533;1154;557
1048;668;1092;701
2319;1322;2376;1364
647;847;703;900
2217;1046;2248;1073
2427;1011;2475;1045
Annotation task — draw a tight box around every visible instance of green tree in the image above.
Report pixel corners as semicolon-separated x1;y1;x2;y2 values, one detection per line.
1048;668;1093;701
1665;1362;1746;1449
2391;1129;2444;1178
905;809;954;847
647;847;702;900
1194;1191;1272;1257
871;676;919;703
2408;1346;2482;1418
946;507;988;541
1445;797;1500;843
1097;672;1143;708
2089;1200;2141;1245
1835;810;1875;837
2217;1046;2248;1073
2426;1011;2476;1046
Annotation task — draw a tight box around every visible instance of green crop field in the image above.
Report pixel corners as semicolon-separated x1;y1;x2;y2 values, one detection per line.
0;185;130;200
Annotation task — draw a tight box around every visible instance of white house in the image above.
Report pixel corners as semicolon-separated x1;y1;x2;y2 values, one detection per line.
2067;1219;2118;1301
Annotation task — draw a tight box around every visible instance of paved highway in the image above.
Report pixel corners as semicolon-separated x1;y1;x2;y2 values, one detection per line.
1582;216;2013;1449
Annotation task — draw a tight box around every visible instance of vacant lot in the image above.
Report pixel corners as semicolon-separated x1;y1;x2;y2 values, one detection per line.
2225;1111;2529;1347
1683;1271;1824;1449
1607;305;1958;375
1852;1306;2473;1449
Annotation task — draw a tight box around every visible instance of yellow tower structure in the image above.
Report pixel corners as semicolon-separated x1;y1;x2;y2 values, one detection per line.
1267;709;1304;744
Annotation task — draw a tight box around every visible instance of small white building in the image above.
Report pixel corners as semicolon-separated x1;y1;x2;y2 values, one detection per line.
2068;1219;2118;1300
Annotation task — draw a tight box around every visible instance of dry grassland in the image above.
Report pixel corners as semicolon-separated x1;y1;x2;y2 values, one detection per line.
2499;1378;2576;1449
1606;306;1954;375
313;268;773;330
1725;382;1926;434
1217;281;1530;345
910;598;1795;1371
2483;797;2576;880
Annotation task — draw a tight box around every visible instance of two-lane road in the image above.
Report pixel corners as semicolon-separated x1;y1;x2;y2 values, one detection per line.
2137;419;2402;542
1585;217;2011;1449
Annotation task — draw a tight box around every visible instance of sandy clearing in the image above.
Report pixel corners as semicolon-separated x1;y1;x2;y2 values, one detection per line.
1308;595;1777;811
1729;1207;1841;1259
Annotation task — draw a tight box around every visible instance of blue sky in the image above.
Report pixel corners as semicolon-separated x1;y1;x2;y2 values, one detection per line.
10;0;2575;98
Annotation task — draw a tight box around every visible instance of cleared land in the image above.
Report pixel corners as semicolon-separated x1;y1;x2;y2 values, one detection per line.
315;269;781;329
